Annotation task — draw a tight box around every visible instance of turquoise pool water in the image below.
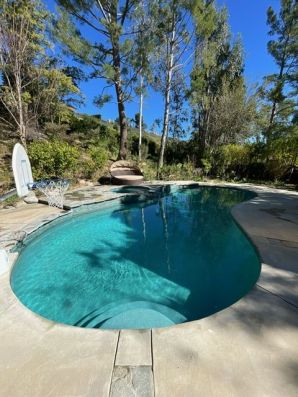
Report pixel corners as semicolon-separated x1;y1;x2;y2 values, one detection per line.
11;186;260;329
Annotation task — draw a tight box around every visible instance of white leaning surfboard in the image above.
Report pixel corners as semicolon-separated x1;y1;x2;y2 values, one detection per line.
12;143;33;197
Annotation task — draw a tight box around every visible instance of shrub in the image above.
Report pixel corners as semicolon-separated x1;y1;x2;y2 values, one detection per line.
266;135;298;180
128;133;158;160
208;144;252;179
207;137;298;182
201;158;212;176
43;122;70;138
70;114;100;134
159;162;195;181
28;140;79;179
140;160;157;180
0;194;20;208
81;145;109;179
165;140;191;164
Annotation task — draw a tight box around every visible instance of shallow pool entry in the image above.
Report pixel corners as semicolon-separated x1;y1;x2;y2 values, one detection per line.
11;186;260;329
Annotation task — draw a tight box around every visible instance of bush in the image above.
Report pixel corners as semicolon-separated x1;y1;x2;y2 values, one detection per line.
159;162;196;180
165;140;191;164
128;133;159;161
205;138;298;182
81;145;109;179
266;135;298;180
28;140;79;179
0;194;20;208
207;144;254;179
43;122;70;138
140;160;157;180
69;114;100;134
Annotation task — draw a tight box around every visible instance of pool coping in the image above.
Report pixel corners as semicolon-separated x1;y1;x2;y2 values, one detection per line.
0;181;297;397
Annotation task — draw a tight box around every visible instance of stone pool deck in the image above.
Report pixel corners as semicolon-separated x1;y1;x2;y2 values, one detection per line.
0;182;297;397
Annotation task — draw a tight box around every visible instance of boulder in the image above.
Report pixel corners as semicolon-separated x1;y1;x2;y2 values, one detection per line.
24;191;38;204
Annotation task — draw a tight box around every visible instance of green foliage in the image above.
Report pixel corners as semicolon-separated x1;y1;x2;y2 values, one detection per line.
82;145;109;179
262;0;298;140
0;0;49;142
0;194;20;208
190;2;246;153
43;122;70;138
55;0;140;159
205;137;297;182
0;0;81;143
191;0;217;38
0;166;12;194
159;162;196;181
210;144;251;179
70;114;101;134
201;158;212;175
165;140;191;164
28;140;79;179
266;131;298;179
68;115;119;157
128;131;159;161
34;66;81;124
140;160;157;181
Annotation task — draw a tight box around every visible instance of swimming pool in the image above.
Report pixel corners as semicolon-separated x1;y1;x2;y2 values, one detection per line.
11;186;261;329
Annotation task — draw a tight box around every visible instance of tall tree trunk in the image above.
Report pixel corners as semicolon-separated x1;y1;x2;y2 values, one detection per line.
115;82;128;160
111;18;128;160
201;71;212;155
266;38;288;142
157;28;176;178
16;74;26;148
267;64;284;143
138;74;144;162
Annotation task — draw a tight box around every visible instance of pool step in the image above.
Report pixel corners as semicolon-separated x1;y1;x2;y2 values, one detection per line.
75;301;186;329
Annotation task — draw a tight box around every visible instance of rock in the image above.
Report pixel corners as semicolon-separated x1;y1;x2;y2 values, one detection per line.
110;366;154;397
23;191;38;204
78;179;87;186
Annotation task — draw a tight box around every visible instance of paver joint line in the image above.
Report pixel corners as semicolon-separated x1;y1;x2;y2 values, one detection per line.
150;329;155;397
256;283;298;309
108;331;121;397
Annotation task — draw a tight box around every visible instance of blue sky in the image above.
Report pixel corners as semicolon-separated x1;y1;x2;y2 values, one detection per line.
46;0;281;129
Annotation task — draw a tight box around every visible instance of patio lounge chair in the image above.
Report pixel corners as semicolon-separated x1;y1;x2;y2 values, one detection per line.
110;160;144;185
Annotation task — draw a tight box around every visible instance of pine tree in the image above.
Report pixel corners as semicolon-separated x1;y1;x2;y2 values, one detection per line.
190;1;245;154
264;0;297;140
55;0;139;160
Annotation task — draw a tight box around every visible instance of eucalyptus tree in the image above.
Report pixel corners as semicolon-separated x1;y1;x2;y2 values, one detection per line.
263;0;297;140
130;0;156;161
0;0;48;146
168;71;188;141
55;0;141;160
207;79;257;145
152;0;193;177
190;1;245;154
0;0;80;145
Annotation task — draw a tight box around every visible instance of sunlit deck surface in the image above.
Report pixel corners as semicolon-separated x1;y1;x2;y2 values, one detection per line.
0;181;297;397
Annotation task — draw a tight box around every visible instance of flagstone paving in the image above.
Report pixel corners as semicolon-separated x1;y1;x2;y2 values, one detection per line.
0;182;297;397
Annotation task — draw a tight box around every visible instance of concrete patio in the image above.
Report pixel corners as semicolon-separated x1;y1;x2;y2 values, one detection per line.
0;182;297;397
